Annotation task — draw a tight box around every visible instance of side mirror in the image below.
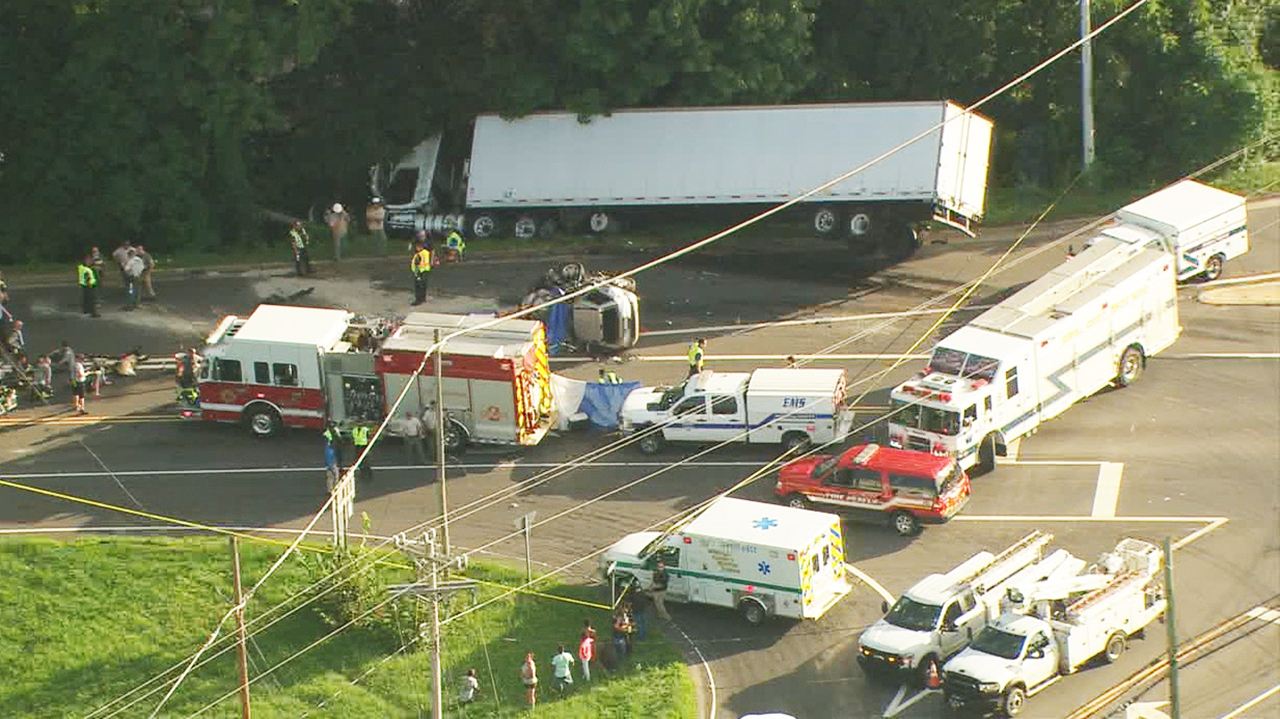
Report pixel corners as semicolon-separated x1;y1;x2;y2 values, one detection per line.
881;600;889;614
1028;648;1044;659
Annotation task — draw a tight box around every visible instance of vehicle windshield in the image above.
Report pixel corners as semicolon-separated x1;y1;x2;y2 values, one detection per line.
936;464;962;493
970;627;1027;660
812;454;839;478
891;399;960;436
929;348;1000;382
884;597;943;632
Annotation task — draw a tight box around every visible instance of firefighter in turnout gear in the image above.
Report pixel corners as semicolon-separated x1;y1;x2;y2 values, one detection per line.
687;338;706;377
77;256;100;317
351;423;373;483
411;239;432;305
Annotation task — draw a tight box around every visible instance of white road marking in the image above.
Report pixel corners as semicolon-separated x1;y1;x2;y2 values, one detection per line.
1171;516;1230;551
668;620;717;719
1245;606;1280;626
882;684;939;717
1092;462;1124;518
845;563;895;605
638;307;999;338
1161;353;1280;359
602;353;929;362
1218;683;1280;719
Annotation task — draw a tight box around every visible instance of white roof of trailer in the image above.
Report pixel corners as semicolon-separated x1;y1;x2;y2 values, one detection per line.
1118;180;1245;235
402;311;543;337
748;368;845;393
681;497;838;551
382;329;526;358
232;305;353;347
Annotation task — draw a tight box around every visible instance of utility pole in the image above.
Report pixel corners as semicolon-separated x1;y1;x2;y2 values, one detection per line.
515;511;538;583
230;537;251;719
1162;537;1180;719
1081;0;1096;169
392;531;475;719
434;328;449;556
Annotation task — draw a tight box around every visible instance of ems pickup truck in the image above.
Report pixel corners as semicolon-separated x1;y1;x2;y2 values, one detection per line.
775;443;970;536
619;368;854;454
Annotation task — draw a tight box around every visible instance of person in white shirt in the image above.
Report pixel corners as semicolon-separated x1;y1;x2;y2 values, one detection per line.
71;355;88;414
458;668;479;704
123;253;145;309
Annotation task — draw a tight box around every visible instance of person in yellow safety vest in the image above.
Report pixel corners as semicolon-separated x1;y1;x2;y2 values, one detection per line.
686;338;706;377
410;239;432;306
598;368;621;384
77;255;100;318
445;229;466;261
351;424;374;483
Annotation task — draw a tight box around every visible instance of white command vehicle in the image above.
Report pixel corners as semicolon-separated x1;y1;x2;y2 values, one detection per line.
1107;180;1249;282
599;497;853;625
888;237;1182;473
619;368;855;454
857;532;1054;684
943;539;1166;716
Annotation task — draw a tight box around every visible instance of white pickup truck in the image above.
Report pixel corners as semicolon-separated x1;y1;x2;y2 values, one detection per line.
942;538;1166;716
619;368;854;454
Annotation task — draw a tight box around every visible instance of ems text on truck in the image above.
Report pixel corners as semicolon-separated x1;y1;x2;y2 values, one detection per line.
619;368;855;454
887;226;1182;473
857;531;1053;685
600;497;853;625
774;443;971;536
186;305;554;450
942;538;1166;716
373;101;994;259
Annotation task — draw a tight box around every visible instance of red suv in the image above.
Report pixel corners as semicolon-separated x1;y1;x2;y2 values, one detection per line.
775;444;970;536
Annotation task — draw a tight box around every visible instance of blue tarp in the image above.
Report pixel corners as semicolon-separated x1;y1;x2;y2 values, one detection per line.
580;381;642;429
543;289;573;355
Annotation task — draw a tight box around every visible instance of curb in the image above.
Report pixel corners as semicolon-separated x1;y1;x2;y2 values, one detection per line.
1198;279;1280;306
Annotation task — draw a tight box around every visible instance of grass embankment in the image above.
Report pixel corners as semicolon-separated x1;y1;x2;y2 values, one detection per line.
0;536;697;719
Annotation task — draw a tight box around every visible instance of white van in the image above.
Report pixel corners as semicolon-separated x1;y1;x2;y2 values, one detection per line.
619;368;855;454
600;497;853;624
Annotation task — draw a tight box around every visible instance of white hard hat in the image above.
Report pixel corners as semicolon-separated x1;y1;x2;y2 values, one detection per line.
332;203;343;213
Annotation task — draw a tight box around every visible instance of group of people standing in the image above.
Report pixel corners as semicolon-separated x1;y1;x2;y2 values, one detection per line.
76;241;157;317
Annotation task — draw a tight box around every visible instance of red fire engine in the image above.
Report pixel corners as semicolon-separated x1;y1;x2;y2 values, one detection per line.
184;304;553;448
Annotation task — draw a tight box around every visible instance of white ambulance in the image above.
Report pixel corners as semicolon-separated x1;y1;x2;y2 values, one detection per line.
619;368;855;454
600;497;853;625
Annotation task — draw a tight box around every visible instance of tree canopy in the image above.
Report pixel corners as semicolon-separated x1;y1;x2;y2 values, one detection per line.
0;0;1274;260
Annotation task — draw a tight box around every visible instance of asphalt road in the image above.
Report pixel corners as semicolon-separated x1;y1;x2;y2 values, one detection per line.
1;199;1277;718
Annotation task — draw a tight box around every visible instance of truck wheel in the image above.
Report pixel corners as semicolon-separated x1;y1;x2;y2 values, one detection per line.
813;207;842;236
246;407;281;439
513;215;538;240
977;433;998;475
1103;632;1127;663
781;431;810;452
589;210;617;234
784;493;811;511
1115;346;1144;387
637;432;664;455
1001;684;1027;717
1202;253;1224;282
739;598;767;625
891;510;920;537
470;213;500;239
885;224;920;261
442;420;468;456
848;208;874;240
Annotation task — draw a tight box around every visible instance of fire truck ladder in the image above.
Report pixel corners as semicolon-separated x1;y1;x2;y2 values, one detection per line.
961;530;1054;594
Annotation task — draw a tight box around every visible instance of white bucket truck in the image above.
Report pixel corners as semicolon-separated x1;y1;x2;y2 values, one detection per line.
887;230;1182;473
856;531;1055;685
599;497;853;625
1105;180;1249;282
620;368;855;454
942;538;1166;716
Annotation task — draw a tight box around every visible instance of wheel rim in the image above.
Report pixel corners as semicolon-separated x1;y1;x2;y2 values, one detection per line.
743;602;763;623
1206;257;1222;280
895;514;915;535
250;412;274;435
784;434;807;451
589;212;610;233
787;496;807;510
1107;636;1124;660
514;217;537;239
850;213;872;236
472;215;496;238
1121;352;1140;383
814;209;836;234
1007;689;1024;714
640;436;658;453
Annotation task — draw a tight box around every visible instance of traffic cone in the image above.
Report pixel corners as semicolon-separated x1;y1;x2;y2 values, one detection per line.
926;660;941;689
